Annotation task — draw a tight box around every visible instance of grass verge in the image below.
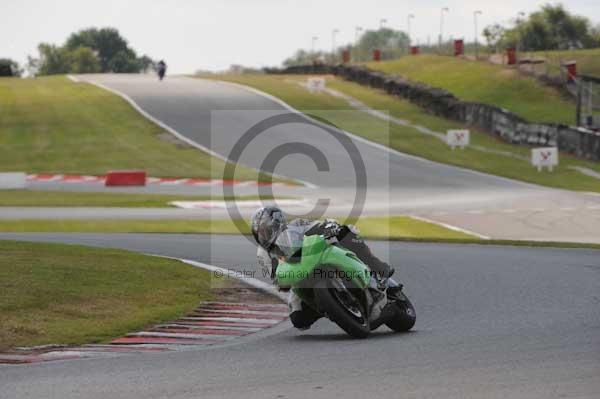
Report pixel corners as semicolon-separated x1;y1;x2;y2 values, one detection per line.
0;216;477;240
0;190;277;208
0;219;244;234
1;218;598;251
354;216;475;240
206;74;600;192
0;76;264;181
0;240;213;350
366;55;575;124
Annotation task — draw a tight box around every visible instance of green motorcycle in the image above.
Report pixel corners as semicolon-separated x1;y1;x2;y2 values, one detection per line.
275;233;416;338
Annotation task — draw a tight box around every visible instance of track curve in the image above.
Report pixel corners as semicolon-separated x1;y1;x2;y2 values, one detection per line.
1;233;599;399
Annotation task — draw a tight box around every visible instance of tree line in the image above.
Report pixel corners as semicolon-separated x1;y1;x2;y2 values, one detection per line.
284;28;409;66
1;27;156;77
283;3;599;66
484;4;600;52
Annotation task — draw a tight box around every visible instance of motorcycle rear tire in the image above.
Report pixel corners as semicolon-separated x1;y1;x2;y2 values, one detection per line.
385;296;416;332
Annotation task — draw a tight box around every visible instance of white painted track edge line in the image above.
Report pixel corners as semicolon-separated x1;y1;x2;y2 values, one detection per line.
196;308;289;316
181;316;281;324
77;76;313;189
409;215;491;240
127;331;235;340
148;254;288;302
202;301;287;307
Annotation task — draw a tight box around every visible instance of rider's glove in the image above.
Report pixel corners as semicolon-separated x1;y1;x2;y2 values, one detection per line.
322;219;341;239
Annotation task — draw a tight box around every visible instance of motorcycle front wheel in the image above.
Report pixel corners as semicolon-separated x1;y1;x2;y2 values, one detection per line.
314;278;370;338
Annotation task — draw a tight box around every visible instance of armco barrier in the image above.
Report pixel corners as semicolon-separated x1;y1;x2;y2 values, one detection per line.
0;172;26;189
105;170;147;186
265;64;600;161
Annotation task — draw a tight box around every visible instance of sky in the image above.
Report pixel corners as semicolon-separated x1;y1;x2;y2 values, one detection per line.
3;0;599;74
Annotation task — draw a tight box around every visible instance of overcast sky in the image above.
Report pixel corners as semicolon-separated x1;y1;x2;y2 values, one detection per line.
3;0;599;73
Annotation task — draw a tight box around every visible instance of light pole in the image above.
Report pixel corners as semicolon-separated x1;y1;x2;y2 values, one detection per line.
407;14;415;50
380;18;387;29
439;7;449;51
473;10;482;59
311;36;318;56
355;26;363;43
331;29;339;63
354;26;363;61
516;11;526;62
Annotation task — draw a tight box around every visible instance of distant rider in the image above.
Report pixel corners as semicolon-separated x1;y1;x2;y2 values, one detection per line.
157;60;167;81
251;206;395;330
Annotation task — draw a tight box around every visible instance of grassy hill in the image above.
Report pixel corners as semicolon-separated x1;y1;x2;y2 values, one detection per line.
0;76;262;180
366;55;576;125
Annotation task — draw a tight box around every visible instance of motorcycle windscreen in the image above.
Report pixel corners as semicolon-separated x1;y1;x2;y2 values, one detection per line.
274;226;305;260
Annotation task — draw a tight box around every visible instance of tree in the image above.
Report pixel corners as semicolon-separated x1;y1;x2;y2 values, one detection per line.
590;24;600;47
108;49;141;73
283;49;319;66
69;47;101;73
483;24;506;53
494;4;599;51
26;55;40;77
36;43;71;75
0;58;21;77
137;55;155;73
31;27;151;76
355;28;409;60
65;27;140;72
283;28;409;65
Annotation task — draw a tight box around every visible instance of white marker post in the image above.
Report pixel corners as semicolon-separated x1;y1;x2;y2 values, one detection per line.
531;147;558;172
307;77;326;93
447;129;470;150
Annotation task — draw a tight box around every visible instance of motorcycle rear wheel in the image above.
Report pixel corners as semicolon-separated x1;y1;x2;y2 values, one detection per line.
385;295;416;332
314;278;370;338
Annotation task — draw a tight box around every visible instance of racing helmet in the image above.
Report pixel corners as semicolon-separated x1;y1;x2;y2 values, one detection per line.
251;206;287;251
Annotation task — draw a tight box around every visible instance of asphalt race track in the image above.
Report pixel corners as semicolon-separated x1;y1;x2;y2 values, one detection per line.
1;233;599;398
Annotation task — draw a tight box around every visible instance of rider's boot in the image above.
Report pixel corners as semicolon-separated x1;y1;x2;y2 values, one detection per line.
386;278;405;301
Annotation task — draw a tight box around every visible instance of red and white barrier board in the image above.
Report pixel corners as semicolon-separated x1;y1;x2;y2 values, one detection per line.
105;170;147;186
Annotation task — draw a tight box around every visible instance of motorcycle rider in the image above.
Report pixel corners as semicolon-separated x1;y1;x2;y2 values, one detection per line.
156;60;167;81
251;206;395;330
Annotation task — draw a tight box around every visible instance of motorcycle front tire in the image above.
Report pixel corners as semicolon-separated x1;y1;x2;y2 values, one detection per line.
314;279;370;338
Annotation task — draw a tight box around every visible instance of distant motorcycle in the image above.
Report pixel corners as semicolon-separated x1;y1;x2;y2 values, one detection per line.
156;60;167;81
275;233;416;338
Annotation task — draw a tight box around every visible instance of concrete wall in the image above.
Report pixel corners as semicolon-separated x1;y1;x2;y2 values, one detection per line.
266;65;600;161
